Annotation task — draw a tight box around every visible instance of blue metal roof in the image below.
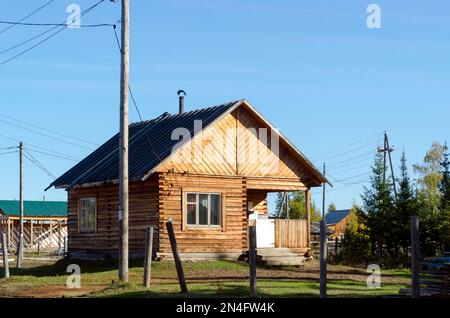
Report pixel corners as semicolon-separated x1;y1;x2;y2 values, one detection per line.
325;209;350;225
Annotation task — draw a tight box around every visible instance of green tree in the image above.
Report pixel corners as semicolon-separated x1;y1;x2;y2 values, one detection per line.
440;142;450;208
361;153;395;261
413;142;446;256
395;151;417;254
327;202;337;213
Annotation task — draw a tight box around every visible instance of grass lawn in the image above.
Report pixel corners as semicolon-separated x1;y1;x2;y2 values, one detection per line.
0;257;411;298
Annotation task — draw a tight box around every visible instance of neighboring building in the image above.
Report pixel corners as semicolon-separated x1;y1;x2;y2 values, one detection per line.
0;200;67;250
47;99;328;260
310;222;333;242
324;209;351;239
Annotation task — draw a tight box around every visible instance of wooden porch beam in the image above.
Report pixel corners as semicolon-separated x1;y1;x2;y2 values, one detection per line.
305;188;311;246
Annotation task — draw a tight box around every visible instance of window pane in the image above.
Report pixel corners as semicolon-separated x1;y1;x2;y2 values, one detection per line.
210;194;221;225
187;193;196;203
80;198;96;232
187;203;196;225
199;194;208;225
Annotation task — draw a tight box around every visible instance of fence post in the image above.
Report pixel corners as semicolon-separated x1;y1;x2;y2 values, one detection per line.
143;227;154;288
411;215;420;298
320;220;327;298
248;223;257;297
64;236;68;256
1;232;9;278
335;237;338;255
165;220;187;293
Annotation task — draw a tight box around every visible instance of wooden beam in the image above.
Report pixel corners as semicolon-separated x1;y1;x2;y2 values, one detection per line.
305;189;311;246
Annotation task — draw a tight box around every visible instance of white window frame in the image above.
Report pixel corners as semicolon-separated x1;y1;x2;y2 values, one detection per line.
185;192;221;228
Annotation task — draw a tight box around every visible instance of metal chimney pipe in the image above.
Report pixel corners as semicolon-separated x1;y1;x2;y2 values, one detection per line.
177;89;186;114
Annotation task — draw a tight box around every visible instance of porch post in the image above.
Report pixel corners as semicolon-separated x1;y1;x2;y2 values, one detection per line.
305;189;311;246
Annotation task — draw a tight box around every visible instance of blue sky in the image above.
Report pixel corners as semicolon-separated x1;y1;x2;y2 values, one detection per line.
0;0;449;213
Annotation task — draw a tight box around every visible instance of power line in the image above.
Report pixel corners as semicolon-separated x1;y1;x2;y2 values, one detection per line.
0;150;18;155
112;24;143;122
0;0;106;66
0;133;83;160
26;147;80;162
0;21;115;28
0;0;55;35
0;113;99;146
24;149;56;179
0;118;94;150
309;132;383;160
327;150;376;169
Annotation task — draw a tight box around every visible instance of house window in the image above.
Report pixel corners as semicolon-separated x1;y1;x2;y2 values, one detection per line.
185;192;221;227
79;197;96;233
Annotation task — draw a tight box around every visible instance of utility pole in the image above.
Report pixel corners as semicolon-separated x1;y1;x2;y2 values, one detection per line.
320;162;327;298
377;132;397;198
118;0;130;283
17;141;24;268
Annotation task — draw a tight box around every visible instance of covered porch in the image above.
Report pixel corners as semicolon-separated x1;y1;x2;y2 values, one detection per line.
246;179;314;265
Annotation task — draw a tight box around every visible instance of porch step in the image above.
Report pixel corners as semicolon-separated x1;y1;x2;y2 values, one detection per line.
256;248;307;266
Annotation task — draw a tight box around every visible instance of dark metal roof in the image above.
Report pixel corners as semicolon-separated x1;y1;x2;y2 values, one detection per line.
48;101;240;189
325;209;350;225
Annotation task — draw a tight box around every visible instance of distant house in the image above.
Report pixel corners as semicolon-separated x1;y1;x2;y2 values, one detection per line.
47;99;328;260
0;200;67;250
310;222;333;242
324;209;351;239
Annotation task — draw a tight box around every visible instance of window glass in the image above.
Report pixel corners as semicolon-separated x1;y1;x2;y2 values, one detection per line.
199;194;209;225
187;202;196;225
210;194;221;225
79;198;96;232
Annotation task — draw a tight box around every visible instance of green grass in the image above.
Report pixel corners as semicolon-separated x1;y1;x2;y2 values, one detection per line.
0;258;410;298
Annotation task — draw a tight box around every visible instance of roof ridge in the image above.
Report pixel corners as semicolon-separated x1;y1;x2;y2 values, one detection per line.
130;100;242;125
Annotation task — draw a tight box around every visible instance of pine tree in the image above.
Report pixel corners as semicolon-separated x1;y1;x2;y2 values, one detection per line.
361;152;395;261
439;142;450;251
440;141;450;208
395;151;417;254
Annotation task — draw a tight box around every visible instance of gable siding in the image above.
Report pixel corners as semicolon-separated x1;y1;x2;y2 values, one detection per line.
157;105;315;184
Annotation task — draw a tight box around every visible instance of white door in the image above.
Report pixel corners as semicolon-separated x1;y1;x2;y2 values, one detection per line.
256;219;275;248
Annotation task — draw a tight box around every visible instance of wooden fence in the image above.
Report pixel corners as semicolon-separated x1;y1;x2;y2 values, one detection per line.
274;219;308;248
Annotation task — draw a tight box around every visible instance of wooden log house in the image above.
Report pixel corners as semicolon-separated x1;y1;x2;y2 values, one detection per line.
47;99;327;260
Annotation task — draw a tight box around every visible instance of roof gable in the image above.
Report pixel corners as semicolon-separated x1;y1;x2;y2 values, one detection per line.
325;209;350;225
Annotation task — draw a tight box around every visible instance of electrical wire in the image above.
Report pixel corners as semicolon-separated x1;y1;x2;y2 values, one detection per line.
309;131;383;159
26;148;80;162
0;133;83;161
0;21;115;28
0;113;98;146
0;0;106;66
0;0;55;35
24;149;56;179
0;118;94;150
